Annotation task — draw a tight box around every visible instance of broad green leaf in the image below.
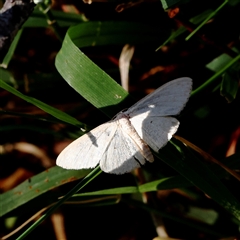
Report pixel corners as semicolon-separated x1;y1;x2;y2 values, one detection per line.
55;34;130;118
56;21;164;117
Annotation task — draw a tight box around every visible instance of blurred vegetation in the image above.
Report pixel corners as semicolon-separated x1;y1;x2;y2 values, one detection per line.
1;0;240;239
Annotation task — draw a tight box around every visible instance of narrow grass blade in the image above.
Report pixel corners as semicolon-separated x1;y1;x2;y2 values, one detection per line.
0;167;91;217
2;152;240;217
15;166;102;240
0;79;85;128
186;0;228;40
157;139;240;221
0;29;23;68
191;53;240;97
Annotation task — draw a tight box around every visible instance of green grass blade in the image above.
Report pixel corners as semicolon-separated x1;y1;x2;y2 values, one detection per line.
0;79;86;128
55;27;129;118
186;0;228;40
2;152;240;217
157;139;240;221
156;26;186;51
0;167;91;217
191;53;240;97
68;21;163;47
0;29;23;68
189;9;214;24
155;9;214;51
55;21;164;117
15;166;102;240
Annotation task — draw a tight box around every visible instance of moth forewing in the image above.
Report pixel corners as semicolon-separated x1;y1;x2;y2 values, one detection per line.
56;121;118;169
125;77;192;117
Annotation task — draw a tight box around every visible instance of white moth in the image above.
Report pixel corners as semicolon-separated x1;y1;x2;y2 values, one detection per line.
57;77;192;174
